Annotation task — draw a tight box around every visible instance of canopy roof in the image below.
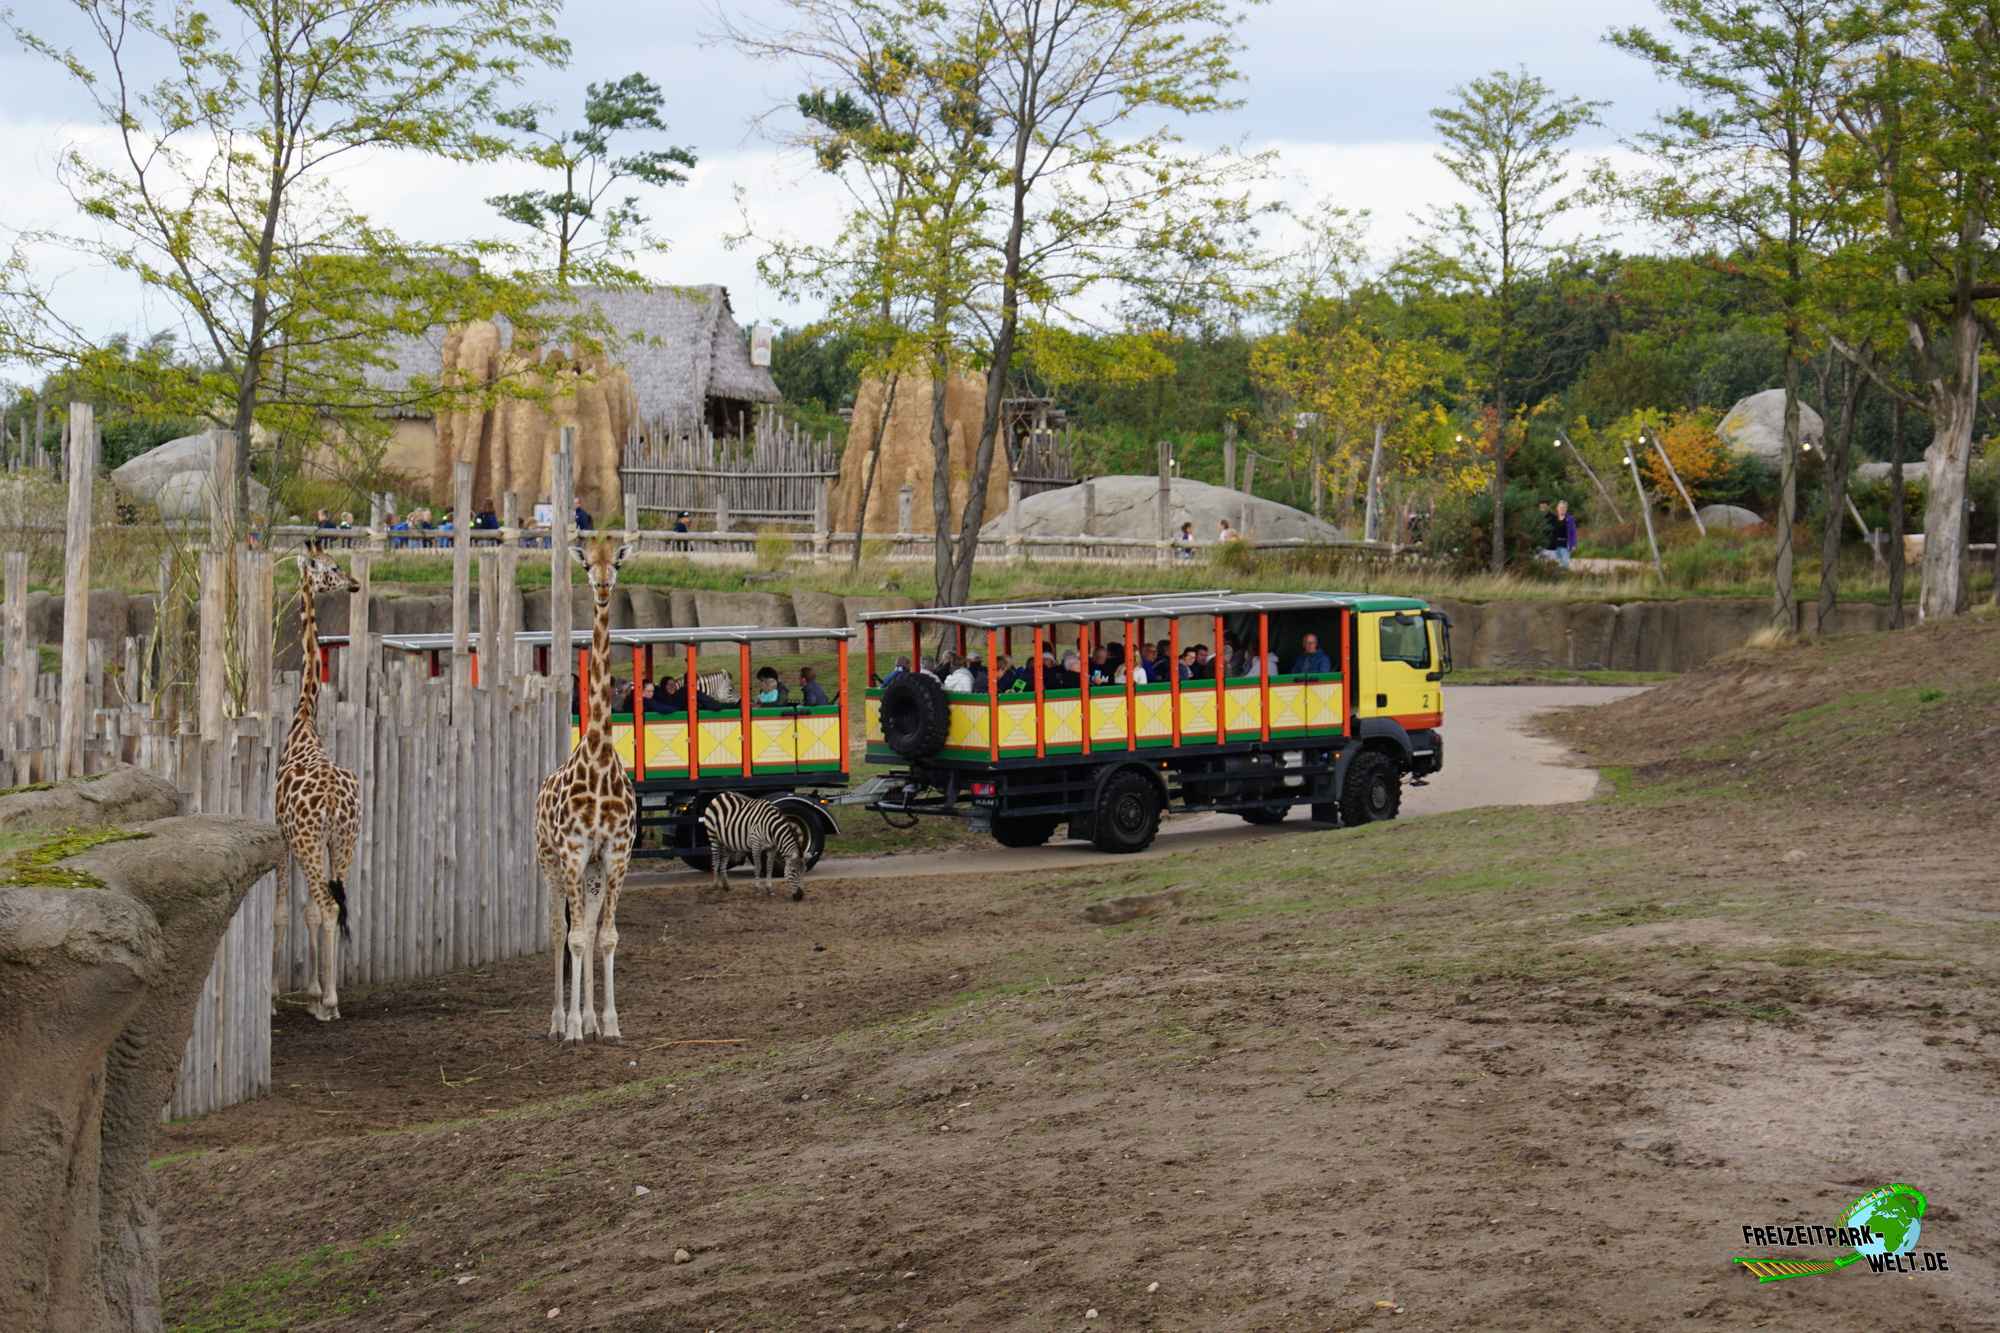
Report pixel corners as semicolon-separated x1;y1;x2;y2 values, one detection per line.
856;590;1429;631
316;625;850;651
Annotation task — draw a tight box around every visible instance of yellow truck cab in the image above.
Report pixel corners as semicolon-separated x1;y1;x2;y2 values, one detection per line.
859;591;1449;853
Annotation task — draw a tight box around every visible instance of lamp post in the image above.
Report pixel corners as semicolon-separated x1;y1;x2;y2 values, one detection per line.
1553;434;1625;523
1623;440;1664;580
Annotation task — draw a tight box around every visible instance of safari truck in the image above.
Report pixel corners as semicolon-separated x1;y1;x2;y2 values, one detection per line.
858;591;1449;853
370;624;854;870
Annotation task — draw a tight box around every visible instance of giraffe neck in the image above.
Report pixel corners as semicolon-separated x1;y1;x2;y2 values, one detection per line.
286;590;322;761
585;591;613;746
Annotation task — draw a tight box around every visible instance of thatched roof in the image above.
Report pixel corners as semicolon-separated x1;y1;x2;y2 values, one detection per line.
367;284;780;421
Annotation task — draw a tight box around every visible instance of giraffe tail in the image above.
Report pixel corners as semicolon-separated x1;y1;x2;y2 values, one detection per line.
328;879;351;941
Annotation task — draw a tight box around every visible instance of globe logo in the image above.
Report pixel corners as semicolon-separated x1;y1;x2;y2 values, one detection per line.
1846;1185;1924;1261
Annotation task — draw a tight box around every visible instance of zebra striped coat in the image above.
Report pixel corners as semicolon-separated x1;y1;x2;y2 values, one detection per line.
695;670;738;704
698;791;806;901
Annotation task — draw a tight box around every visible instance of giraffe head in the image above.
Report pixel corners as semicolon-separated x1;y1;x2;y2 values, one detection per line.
570;536;632;605
296;541;361;597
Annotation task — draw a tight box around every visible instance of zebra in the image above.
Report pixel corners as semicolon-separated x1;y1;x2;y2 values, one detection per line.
698;791;807;901
695;670;738;704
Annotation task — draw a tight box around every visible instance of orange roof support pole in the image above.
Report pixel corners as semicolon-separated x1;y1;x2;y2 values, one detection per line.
1123;617;1137;750
1168;618;1181;747
1213;614;1226;745
864;622;876;685
631;645;646;778
1078;622;1093;757
1033;626;1046;758
987;628;1000;762
1257;612;1271;742
686;642;699;780
739;642;753;778
837;635;850;775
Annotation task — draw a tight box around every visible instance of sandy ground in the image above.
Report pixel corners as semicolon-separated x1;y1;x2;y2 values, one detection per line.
639;685;1651;883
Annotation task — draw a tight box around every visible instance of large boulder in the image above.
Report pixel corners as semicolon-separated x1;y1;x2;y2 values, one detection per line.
0;770;283;1333
110;433;269;518
983;475;1344;544
1698;503;1764;531
1716;389;1824;462
693;590;798;654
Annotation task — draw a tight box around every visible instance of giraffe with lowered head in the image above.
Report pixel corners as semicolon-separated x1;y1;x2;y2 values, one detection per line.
535;536;637;1041
275;541;363;1021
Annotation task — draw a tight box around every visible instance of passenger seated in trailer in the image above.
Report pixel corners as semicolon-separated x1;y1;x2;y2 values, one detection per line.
1045;650;1081;690
1291;632;1332;675
942;657;974;692
1114;655;1147;684
755;666;788;705
798;665;829;706
879;655;910;685
994;654;1030;692
1188;644;1214;680
1176;647;1196;679
1087;644;1111;685
655;673;727;713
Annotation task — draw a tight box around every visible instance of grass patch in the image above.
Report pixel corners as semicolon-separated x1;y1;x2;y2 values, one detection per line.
169;1226;407;1332
0;827;149;889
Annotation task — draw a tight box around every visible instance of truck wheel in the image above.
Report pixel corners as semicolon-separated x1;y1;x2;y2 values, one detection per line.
1340;751;1402;827
880;672;951;759
1237;803;1289;826
1092;770;1161;853
993;814;1063;848
679;795;714;872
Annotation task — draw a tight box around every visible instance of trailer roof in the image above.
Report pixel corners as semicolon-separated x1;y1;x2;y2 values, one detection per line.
332;625;851;652
856;590;1429;630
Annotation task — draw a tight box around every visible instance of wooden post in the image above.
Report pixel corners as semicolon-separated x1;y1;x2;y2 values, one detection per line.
1006;479;1024;562
197;551;228;739
498;494;521;685
368;494;386;552
1156;440;1172;565
715;482;732;535
624;491;639;543
1223;421;1237;492
208;427;236;549
237;549;273;716
1242;452;1256;497
345;550;372;701
1624;444;1664;580
451;461;473;715
1645;428;1705;535
57;403;96;777
5;553;30;724
897;484;913;534
477;551;498;692
1079;480;1096;538
812;482;829;560
550;432;575;675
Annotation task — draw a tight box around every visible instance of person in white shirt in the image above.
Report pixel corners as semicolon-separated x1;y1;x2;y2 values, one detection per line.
943;663;974;692
1114;661;1148;684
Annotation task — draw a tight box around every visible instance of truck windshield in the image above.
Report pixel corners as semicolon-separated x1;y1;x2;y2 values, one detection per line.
1380;614;1430;668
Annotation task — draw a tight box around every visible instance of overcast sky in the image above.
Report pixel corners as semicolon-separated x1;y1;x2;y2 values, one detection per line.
0;0;1678;378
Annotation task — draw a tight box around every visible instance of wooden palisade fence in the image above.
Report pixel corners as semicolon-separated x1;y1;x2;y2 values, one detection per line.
622;406;839;525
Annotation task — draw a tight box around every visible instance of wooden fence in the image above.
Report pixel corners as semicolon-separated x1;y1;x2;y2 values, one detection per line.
622;407;838;525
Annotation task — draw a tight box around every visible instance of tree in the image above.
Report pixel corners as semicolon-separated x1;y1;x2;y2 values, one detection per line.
1610;0;1867;628
1820;5;2000;619
488;73;698;286
1421;67;1605;572
6;0;567;528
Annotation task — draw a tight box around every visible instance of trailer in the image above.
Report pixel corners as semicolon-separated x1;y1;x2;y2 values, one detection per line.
858;591;1450;852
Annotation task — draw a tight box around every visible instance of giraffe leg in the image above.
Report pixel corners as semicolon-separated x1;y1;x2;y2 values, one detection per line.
562;847;589;1043
317;910;342;1022
577;860;603;1039
302;892;323;1004
538;845;568;1039
598;826;634;1043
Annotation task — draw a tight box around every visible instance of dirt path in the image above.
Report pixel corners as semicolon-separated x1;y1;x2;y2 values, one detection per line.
634;684;1649;882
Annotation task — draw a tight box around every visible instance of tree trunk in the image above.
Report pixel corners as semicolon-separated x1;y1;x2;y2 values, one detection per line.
1363;420;1386;543
928;354;954;605
1773;339;1801;631
1887;396;1906;629
848;373;899;574
1816;363;1864;634
1918;310;1981;621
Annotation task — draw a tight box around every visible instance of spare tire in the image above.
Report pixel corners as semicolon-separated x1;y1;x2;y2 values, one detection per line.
880;671;951;759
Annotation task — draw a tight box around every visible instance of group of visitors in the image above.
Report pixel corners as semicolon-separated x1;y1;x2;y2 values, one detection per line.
600;663;833;717
1538;499;1580;569
880;627;1339;694
1171;518;1243;561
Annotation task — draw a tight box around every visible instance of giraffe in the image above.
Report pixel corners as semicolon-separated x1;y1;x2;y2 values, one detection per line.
275;541;363;1022
535;536;637;1042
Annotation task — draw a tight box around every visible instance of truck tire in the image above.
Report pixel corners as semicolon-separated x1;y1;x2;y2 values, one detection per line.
993;814;1063;848
1340;750;1402;827
1092;770;1161;853
880;672;951;759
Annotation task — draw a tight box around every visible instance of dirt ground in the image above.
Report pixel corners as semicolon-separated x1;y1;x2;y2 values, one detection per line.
155;618;2000;1331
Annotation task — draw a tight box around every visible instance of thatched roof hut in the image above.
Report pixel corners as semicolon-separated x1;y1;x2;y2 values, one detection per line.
366;284;780;434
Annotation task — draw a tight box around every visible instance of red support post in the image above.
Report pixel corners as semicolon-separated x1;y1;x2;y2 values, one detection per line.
1078;622;1093;757
837;635;850;775
1168;618;1181;747
865;623;876;685
1213;614;1226;745
739;642;753;777
987;628;1000;762
1257;613;1271;743
687;643;700;780
320;644;332;684
631;646;646;778
1033;626;1046;758
1123;617;1137;751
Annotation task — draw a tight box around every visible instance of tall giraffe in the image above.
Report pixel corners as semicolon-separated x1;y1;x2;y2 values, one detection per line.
275;541;363;1021
535;536;637;1042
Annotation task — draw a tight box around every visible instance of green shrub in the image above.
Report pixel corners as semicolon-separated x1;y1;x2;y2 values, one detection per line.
1210;535;1259;575
755;528;792;571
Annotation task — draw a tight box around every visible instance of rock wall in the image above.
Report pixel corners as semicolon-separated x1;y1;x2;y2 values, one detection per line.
830;373;1011;536
0;770;282;1333
42;587;1914;675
